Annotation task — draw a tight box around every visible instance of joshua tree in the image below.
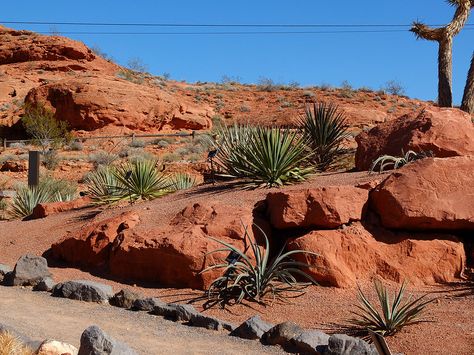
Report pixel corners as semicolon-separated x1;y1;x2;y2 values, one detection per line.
411;0;472;108
461;52;474;114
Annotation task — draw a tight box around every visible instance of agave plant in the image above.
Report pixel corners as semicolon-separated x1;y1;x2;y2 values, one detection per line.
298;102;348;171
349;280;435;337
168;172;198;192
370;150;433;173
201;225;318;308
10;178;76;218
214;125;314;187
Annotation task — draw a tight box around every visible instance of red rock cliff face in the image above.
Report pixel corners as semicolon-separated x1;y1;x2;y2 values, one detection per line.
0;26;214;133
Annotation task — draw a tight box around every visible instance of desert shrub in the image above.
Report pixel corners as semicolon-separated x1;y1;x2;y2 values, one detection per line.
214;124;314;187
240;104;251;112
257;77;280;92
127;149;155;164
298;102;349;171
10;177;76;218
349;280;434;338
0;154;17;164
154;140;170;148
383;80;406;96
68;140;83;151
202;225;317;308
88;151;118;168
162;153;181;162
339;80;355;98
129;139;146;148
152;136;176;145
0;331;34;355
370;150;433;173
168;173;198;191
9;142;25;149
303;91;316;98
42;149;61;170
21;104;71;152
127;57;148;73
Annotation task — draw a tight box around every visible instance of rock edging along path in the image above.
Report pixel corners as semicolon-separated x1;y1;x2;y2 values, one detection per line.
0;286;284;355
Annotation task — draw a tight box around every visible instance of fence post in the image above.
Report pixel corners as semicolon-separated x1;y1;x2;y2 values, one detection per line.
2;138;6;150
28;151;40;187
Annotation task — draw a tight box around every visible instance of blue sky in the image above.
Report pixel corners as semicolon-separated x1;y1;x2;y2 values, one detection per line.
2;0;473;103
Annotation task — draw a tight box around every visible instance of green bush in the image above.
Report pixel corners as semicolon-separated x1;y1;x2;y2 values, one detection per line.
298;102;348;171
202;225;317;308
21;104;71;152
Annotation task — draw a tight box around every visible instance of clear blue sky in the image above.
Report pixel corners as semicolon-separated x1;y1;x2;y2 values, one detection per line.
2;0;473;103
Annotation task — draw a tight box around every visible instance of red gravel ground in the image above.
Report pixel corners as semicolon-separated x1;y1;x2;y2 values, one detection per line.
1;172;473;355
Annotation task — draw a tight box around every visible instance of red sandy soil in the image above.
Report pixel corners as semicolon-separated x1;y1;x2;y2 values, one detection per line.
1;172;473;355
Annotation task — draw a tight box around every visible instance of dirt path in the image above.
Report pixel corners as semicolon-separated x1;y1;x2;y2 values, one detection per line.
0;286;284;355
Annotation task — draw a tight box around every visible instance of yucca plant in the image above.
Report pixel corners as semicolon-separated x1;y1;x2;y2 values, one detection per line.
168;172;198;192
349;280;435;338
10;177;76;218
370;150;433;173
214;125;314;187
84;166;123;203
298;102;348;171
201;225;318;308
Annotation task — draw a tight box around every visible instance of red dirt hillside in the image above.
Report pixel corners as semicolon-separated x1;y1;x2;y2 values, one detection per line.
1;25;437;137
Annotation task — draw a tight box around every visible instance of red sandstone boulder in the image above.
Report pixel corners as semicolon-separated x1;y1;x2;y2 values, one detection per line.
51;202;262;289
0;160;27;172
371;156;474;231
355;107;474;171
287;222;465;288
266;186;368;229
31;196;91;219
25;76;213;132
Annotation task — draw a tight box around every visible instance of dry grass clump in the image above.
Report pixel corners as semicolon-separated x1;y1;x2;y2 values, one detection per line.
0;332;34;355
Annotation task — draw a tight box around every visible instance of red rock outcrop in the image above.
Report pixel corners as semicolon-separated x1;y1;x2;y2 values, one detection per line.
51;202;263;289
24;76;213;132
355;107;474;171
31;196;91;219
287;222;465;287
370;156;474;231
266;186;368;229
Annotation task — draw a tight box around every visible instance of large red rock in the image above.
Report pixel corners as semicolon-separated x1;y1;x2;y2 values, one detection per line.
266;186;368;229
371;156;474;231
287;222;465;288
31;196;91;219
25;76;213;132
51;202;264;289
355;107;474;171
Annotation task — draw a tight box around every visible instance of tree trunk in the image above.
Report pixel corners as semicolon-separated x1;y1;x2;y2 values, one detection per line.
461;52;474;114
438;38;453;107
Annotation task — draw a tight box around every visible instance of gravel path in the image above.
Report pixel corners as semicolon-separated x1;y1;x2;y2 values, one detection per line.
0;286;285;354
